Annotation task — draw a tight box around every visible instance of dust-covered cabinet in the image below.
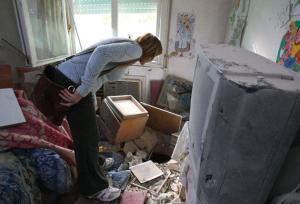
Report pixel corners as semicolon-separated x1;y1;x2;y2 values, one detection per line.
186;44;300;204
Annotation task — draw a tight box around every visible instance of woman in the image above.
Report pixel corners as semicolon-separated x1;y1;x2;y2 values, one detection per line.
40;33;162;202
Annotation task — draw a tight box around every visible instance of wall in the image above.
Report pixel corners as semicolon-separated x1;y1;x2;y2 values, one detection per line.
0;0;232;102
126;65;167;102
242;0;290;61
111;0;234;97
167;0;232;81
0;0;27;82
125;0;233;102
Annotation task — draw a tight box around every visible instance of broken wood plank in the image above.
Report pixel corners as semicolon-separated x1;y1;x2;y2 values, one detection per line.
156;171;171;193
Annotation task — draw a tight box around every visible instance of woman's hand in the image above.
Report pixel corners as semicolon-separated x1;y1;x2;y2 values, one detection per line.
59;89;82;107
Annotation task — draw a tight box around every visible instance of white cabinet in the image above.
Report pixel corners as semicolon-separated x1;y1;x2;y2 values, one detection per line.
187;44;300;204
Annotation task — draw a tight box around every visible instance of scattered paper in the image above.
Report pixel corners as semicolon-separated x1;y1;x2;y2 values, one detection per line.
130;161;164;183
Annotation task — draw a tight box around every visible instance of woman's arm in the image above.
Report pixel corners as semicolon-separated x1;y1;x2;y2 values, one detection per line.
76;42;142;97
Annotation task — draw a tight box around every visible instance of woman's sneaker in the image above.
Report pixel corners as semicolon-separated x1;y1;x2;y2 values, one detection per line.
102;158;114;170
96;187;121;202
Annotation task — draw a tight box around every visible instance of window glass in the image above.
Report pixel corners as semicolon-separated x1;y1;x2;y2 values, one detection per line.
72;0;168;66
73;0;112;50
118;0;158;39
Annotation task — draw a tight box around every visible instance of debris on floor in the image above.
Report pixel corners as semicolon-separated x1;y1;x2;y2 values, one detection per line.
126;162;185;204
97;126;187;203
96;96;187;203
130;161;164;183
120;191;147;204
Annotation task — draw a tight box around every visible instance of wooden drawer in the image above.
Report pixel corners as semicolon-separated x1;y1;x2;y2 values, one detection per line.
99;98;148;144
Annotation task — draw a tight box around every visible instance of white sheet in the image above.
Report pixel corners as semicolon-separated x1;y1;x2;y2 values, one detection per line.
0;88;26;128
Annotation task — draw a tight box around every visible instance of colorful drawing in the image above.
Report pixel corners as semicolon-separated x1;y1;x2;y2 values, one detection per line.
277;21;300;72
172;12;195;58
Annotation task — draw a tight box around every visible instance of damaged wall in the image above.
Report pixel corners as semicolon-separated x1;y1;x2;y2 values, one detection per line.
242;0;291;61
167;0;232;81
0;0;27;82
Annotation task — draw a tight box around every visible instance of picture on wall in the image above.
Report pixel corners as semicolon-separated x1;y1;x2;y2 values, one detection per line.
225;0;250;47
169;12;195;58
277;21;300;73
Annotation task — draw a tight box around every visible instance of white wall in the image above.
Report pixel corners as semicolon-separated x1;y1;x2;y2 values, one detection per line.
167;0;232;81
242;0;290;61
0;0;27;82
126;0;233;102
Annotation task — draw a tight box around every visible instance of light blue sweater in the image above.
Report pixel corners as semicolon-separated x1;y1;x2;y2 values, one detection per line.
58;38;142;97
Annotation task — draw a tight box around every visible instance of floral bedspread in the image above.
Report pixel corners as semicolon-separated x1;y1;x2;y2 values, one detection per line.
0;90;73;151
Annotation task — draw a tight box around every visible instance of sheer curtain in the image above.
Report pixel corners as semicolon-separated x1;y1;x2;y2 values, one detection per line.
16;0;70;66
26;0;69;60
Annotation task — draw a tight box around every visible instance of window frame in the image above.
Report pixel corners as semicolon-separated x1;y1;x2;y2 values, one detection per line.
73;0;170;68
14;0;72;67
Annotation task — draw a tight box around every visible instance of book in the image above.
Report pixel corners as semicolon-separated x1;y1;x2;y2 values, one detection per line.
0;88;26;128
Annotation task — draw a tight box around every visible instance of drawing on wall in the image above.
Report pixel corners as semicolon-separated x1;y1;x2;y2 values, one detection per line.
276;0;300;29
225;0;250;47
277;3;290;28
277;21;300;72
291;0;300;17
279;0;300;29
169;12;195;58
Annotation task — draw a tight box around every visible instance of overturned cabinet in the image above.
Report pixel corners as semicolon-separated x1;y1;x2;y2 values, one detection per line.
186;44;300;204
99;95;148;144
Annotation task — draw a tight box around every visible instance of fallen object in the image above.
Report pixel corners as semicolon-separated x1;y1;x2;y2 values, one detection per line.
120;191;147;204
130;182;158;195
156;170;171;193
130;160;164;183
108;170;131;190
166;159;180;172
99;96;149;144
0;88;26;127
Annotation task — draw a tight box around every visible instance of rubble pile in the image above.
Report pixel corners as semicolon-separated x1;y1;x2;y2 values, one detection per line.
126;162;185;204
96;97;188;203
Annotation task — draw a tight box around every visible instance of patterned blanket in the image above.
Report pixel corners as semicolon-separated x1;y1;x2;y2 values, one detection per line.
0;90;75;203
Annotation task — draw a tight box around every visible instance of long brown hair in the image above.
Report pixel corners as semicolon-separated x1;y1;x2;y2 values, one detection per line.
136;33;162;63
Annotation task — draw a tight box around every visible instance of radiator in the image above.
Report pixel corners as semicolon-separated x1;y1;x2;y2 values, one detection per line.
103;79;143;101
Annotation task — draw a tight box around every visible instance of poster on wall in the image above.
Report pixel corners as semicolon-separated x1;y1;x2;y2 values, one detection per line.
225;0;250;47
291;0;300;19
278;0;300;29
277;21;300;72
169;12;195;58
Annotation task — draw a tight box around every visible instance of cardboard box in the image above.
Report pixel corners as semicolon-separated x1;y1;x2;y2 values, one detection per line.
99;95;149;144
141;102;182;134
141;103;183;159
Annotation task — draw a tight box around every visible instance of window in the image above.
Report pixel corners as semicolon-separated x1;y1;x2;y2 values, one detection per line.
14;0;71;67
73;0;170;67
